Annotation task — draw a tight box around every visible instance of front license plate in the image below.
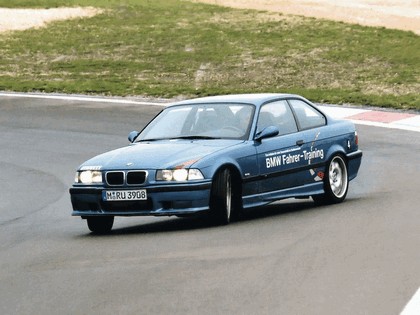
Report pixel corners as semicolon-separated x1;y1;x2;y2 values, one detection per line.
103;190;147;201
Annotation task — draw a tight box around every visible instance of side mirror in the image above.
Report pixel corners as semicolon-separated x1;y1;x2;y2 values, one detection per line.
254;126;279;141
128;131;140;143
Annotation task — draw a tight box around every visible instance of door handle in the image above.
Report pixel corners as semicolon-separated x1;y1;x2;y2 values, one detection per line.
296;140;304;146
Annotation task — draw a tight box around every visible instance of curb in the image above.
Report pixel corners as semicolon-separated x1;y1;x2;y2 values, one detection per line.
318;105;420;133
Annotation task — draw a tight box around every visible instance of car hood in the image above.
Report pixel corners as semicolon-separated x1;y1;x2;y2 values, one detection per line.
79;139;243;170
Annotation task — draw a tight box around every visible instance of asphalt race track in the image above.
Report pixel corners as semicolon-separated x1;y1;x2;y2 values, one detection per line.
1;95;419;315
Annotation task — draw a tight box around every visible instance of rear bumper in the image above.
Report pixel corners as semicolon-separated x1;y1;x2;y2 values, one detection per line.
347;149;363;181
70;181;212;217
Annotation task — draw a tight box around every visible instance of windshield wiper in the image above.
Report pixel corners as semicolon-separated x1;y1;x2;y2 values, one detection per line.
137;138;171;142
138;136;220;142
170;136;221;140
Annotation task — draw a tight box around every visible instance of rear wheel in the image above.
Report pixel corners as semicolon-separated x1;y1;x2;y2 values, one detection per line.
313;154;348;205
86;216;114;234
210;169;234;225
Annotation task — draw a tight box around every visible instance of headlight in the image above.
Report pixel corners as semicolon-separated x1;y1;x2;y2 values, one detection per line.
156;169;204;181
75;170;103;184
173;169;188;181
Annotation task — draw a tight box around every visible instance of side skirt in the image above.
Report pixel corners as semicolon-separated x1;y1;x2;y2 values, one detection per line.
242;182;324;209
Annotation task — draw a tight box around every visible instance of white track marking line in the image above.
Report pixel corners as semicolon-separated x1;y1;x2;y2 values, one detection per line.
349;119;420;132
400;287;420;315
391;115;420;129
0;92;168;106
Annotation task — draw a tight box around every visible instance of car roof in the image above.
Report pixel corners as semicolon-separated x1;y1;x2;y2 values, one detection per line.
171;93;305;107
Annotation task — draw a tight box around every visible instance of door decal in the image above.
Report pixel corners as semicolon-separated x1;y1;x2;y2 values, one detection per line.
307;131;325;182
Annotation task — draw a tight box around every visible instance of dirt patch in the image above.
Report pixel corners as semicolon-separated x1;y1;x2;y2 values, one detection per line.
191;0;420;35
0;7;102;33
1;3;418;34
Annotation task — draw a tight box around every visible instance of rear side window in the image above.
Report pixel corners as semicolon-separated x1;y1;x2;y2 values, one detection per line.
288;99;326;130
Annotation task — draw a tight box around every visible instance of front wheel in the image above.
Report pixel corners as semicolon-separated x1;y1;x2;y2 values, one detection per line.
86;216;114;234
210;169;234;225
313;155;349;205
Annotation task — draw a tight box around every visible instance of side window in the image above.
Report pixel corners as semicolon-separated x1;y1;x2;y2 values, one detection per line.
288;99;326;130
258;100;298;135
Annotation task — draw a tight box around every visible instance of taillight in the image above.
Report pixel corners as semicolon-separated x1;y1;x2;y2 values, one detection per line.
355;131;359;146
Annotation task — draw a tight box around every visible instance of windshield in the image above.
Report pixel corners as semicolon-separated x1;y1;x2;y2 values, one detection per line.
138;103;255;141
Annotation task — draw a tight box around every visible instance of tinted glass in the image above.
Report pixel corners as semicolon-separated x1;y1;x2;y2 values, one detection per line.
288;99;326;130
257;100;298;135
138;103;255;141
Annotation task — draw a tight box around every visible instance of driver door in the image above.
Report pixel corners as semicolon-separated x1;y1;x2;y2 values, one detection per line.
255;100;307;195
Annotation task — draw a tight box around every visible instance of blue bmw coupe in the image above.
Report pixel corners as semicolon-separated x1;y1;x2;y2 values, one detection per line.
70;94;362;233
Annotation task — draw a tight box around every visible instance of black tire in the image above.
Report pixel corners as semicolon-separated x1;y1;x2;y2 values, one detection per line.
210;169;234;225
86;216;114;234
313;154;349;205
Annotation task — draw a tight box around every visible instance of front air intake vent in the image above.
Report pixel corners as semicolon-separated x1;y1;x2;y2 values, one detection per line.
127;171;147;185
106;171;124;186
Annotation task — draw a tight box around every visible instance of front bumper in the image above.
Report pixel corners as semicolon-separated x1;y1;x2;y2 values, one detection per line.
70;180;212;217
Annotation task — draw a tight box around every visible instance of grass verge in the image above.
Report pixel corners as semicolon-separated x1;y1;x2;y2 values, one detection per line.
0;0;418;110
